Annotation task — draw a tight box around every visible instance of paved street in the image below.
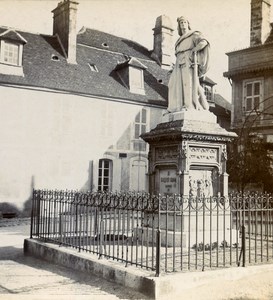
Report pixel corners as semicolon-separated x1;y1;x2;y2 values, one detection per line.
0;218;148;300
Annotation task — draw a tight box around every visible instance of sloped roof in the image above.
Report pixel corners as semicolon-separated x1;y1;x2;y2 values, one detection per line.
77;27;152;60
0;28;27;44
0;26;168;106
215;93;231;111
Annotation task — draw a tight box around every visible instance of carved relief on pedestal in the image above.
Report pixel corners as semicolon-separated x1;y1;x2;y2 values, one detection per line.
189;169;218;198
156;146;178;160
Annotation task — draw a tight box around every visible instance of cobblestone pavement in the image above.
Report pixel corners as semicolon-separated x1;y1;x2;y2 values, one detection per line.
0;218;148;300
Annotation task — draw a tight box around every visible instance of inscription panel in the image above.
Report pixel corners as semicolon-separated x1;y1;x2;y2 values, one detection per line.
189;146;218;164
159;169;178;195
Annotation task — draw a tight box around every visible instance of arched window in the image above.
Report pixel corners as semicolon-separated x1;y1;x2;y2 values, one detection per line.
98;159;112;191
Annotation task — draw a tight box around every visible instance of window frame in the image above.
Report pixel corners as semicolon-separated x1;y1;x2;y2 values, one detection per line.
0;40;22;66
97;159;112;192
129;66;145;95
243;78;264;114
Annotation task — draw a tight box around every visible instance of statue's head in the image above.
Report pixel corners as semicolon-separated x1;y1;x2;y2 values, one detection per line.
177;16;191;35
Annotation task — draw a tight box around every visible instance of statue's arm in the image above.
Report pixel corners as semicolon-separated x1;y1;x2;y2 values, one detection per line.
192;39;208;53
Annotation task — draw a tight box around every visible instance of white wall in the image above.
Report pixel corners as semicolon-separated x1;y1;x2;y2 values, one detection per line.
0;85;164;209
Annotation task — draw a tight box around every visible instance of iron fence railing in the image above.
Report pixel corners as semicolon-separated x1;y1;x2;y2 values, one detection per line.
30;190;273;275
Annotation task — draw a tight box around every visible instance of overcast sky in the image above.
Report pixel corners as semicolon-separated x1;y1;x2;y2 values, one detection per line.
0;0;272;101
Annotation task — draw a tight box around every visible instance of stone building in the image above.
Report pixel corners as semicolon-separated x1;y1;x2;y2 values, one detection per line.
224;0;273;139
0;0;230;209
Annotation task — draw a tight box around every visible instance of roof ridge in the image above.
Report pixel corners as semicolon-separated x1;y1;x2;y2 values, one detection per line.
0;25;49;36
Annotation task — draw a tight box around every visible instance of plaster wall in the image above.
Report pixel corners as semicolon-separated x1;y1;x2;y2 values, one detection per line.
0;86;163;209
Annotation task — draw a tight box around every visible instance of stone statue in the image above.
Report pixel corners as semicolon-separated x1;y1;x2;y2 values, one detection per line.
168;16;210;112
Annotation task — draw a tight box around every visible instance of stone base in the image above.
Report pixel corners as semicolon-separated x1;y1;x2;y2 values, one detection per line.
162;109;217;124
133;227;239;248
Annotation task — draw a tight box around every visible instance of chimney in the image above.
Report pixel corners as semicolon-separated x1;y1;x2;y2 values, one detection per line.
152;15;174;70
52;0;78;64
250;0;271;46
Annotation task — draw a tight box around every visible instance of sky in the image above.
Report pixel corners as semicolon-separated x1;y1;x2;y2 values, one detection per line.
0;0;271;101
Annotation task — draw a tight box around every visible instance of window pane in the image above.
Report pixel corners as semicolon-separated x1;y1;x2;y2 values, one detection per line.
103;178;109;186
246;98;252;111
254;97;260;109
104;169;109;176
141;109;146;123
99;160;102;168
135;124;140;138
246;84;252;97
135;112;140;123
98;178;102;186
99;169;102;176
254;82;260;95
141;124;146;134
104;160;109;168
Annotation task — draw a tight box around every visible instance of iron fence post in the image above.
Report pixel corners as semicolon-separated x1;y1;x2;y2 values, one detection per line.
99;219;104;259
156;229;161;277
242;225;246;267
30;189;35;239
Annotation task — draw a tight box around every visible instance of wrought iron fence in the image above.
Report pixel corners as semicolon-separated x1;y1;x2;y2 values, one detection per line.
30;190;273;276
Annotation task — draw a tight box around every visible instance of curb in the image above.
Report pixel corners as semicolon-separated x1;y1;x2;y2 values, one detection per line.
24;238;273;299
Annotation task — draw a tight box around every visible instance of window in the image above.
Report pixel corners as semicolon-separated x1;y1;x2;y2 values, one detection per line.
0;30;26;76
98;159;112;191
133;108;147;151
130;67;143;89
204;86;212;101
1;41;20;65
129;66;145;94
244;79;263;112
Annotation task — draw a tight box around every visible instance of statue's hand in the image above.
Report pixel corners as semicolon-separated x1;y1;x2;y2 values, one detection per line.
189;49;197;61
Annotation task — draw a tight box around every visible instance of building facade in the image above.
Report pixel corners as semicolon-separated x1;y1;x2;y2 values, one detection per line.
0;0;230;209
224;0;273;139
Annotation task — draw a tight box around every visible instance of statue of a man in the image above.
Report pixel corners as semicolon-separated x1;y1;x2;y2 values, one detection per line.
168;16;210;112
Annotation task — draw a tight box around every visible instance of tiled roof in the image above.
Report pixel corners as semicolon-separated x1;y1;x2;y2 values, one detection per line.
0;27;169;106
214;94;231;111
77;27;152;60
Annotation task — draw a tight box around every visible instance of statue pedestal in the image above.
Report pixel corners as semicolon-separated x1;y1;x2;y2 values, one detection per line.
141;109;237;197
140;109;237;247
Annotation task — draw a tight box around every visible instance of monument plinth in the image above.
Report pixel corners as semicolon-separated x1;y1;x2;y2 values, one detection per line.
140;110;237;248
142;110;237;197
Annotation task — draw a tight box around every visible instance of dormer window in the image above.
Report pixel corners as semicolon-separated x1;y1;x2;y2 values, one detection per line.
0;29;26;76
114;57;147;95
